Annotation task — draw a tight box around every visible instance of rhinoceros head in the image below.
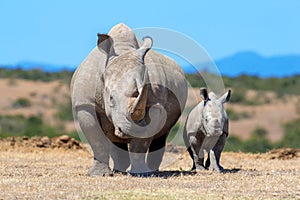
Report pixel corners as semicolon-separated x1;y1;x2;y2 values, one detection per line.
200;88;231;137
99;35;153;138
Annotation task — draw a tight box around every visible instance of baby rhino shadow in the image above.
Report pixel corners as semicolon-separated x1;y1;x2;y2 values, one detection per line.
221;168;241;174
158;167;241;178
133;168;241;178
153;170;196;178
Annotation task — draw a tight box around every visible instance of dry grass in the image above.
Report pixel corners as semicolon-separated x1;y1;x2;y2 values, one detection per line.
0;141;299;200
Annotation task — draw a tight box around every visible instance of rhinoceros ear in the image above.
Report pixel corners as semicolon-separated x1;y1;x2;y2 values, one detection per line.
220;89;231;104
97;34;113;54
200;88;209;102
137;36;153;62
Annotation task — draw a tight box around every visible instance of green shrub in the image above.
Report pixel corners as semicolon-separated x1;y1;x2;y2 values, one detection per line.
167;123;180;142
242;128;273;153
224;128;273;153
226;108;252;121
23;116;58;137
296;100;300;115
223;135;244;152
0;115;26;137
0;68;73;83
192;73;300;98
56;99;73;121
12;98;31;108
230;89;246;103
68;131;81;141
0;115;60;138
278;119;300;148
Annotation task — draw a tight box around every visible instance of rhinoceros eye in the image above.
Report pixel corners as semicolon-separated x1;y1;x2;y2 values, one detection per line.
109;94;115;107
131;90;139;98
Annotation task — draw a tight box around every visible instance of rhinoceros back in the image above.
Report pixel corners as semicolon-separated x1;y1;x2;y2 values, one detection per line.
145;50;187;112
71;47;107;109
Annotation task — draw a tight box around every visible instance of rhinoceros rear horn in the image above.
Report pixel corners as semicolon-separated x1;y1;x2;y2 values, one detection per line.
97;34;113;54
137;36;153;62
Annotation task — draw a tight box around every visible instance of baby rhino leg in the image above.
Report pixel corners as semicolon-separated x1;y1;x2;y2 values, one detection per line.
189;135;206;171
207;134;227;172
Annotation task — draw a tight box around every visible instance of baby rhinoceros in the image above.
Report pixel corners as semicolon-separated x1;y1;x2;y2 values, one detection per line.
184;88;231;172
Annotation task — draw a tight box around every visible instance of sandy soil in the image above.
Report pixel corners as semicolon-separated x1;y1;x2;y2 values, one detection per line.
0;78;70;126
0;138;299;200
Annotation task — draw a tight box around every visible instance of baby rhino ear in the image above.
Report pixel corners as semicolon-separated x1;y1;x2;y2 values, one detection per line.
221;89;231;104
200;88;209;101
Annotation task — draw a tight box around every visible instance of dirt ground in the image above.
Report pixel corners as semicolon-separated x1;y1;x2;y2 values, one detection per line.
0;137;299;200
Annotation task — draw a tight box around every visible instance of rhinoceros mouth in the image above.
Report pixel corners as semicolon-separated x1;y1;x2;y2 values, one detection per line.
114;127;131;139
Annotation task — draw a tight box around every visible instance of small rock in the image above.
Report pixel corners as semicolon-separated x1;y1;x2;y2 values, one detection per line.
58;135;71;143
9;137;16;146
22;136;29;141
41;136;51;146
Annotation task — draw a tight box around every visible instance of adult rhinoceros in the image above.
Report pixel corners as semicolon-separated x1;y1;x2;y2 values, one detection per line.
71;23;187;176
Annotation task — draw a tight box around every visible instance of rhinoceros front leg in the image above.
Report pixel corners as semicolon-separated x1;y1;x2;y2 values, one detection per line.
207;133;227;172
147;133;168;171
76;106;112;176
189;134;206;171
129;138;153;176
110;142;130;173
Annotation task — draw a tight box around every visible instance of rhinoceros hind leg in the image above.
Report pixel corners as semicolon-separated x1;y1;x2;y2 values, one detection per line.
89;159;113;176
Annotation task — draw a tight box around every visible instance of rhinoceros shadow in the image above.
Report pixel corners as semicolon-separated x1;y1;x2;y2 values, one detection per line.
127;168;241;178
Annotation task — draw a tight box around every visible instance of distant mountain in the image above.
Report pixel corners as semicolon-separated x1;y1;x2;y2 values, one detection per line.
215;51;300;77
183;51;300;77
1;61;75;72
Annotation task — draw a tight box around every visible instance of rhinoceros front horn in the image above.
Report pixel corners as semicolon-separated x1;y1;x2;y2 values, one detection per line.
130;83;148;122
129;37;152;122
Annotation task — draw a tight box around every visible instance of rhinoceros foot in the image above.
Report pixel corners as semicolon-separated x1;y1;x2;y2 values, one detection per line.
129;171;156;177
88;160;113;176
207;150;224;172
195;165;206;172
208;164;224;172
112;169;128;175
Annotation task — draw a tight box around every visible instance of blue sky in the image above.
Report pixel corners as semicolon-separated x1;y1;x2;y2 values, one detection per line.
0;0;299;68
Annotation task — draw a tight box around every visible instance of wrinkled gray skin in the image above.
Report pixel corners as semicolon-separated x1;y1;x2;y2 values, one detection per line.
184;88;231;172
71;23;187;176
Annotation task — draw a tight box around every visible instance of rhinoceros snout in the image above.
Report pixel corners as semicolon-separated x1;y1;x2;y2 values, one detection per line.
114;127;131;139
